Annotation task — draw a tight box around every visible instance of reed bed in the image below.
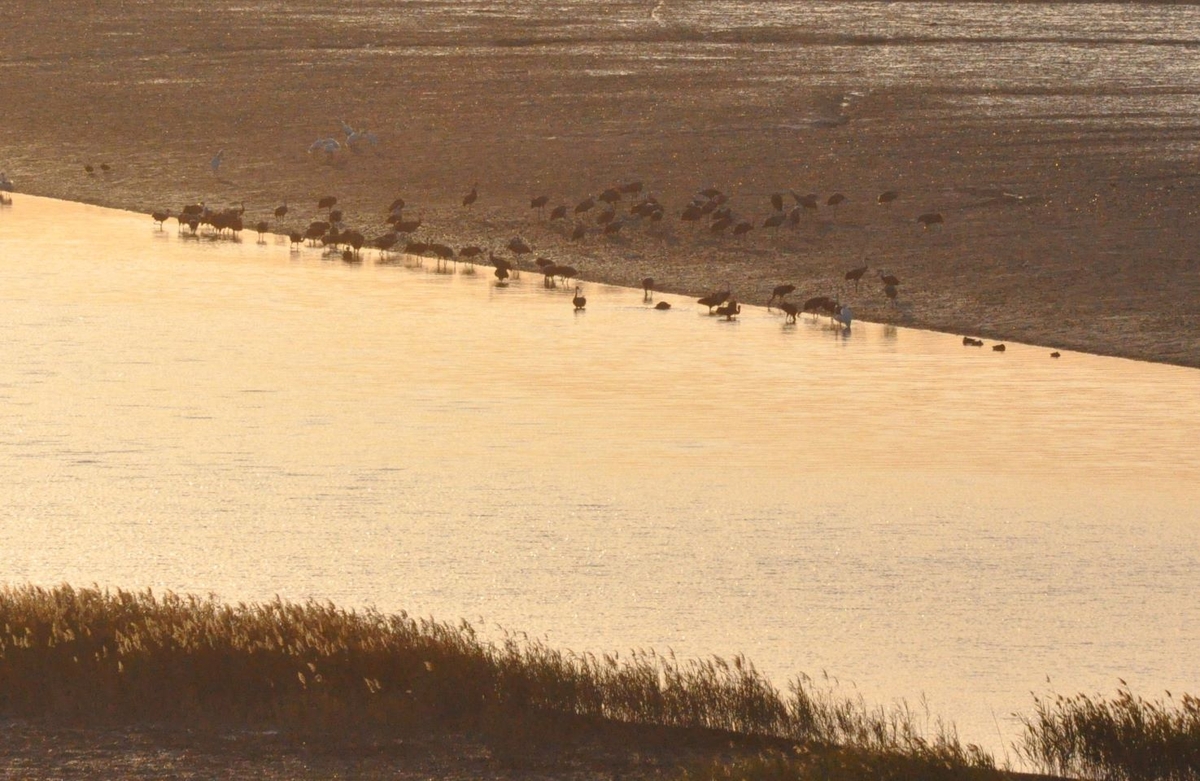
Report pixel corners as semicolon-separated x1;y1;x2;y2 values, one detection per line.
0;584;993;772
1016;685;1200;781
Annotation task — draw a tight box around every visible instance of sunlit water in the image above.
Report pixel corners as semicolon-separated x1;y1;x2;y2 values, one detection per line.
2;195;1198;756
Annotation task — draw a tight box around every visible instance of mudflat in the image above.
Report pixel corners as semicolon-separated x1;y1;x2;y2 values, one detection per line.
1;1;1197;368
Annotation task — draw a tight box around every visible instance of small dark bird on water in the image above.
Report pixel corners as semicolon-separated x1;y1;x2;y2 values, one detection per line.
878;190;899;205
573;286;587;311
963;336;984;347
1050;351;1061;358
655;301;671;310
993;344;1006;352
917;212;944;228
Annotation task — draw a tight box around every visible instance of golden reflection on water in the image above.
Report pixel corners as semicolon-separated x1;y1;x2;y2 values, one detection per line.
1;195;1198;751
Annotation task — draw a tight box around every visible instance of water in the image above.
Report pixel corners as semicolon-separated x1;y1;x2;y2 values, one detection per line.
2;192;1198;755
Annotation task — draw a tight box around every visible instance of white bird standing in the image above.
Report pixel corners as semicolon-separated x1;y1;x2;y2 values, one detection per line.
210;149;224;176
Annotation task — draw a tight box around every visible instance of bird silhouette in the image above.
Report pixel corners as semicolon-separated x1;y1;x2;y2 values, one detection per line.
318;195;337;211
530;194;549;217
255;220;269;241
151;209;171;228
573;286;587;311
884;284;898;306
878;190;899;205
802;296;834;320
993;344;1007;352
827;193;846;207
655;301;671;310
274;202;288;220
770;192;784;212
642;277;654;301
878;271;901;287
549;204;568;221
917;212;944;228
763;212;786;232
779;301;799;323
716;300;741;320
844;265;869;290
462;183;478;207
698;286;731;314
1050;351;1061;358
768;284;796;309
210;149;224;176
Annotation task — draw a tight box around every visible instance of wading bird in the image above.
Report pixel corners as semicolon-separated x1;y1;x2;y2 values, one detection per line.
768;284;796;309
573;286;587;311
844;265;868;290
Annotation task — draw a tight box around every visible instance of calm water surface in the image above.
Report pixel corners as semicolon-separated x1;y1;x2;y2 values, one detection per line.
1;195;1198;754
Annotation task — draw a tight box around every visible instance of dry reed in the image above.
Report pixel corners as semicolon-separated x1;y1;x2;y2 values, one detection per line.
1016;684;1200;781
0;584;993;771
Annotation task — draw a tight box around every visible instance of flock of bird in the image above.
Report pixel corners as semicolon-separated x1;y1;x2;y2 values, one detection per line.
0;145;1053;357
137;184;1052;357
0;166;1056;358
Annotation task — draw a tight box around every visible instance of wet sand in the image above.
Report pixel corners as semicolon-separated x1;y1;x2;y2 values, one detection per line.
2;2;1199;368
